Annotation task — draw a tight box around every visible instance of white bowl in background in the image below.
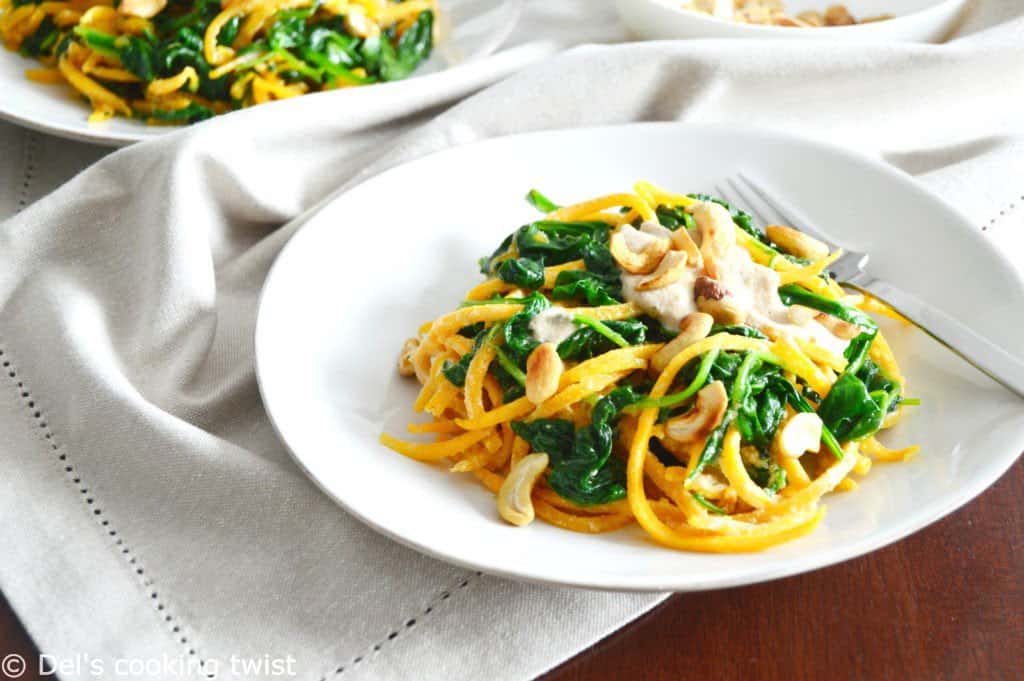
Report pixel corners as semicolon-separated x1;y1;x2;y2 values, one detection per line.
614;0;971;43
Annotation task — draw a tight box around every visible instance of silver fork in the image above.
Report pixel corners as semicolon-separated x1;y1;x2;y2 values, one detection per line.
713;172;1024;398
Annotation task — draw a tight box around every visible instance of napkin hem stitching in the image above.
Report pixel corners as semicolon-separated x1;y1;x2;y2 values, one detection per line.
980;194;1022;233
0;339;217;680
17;132;39;214
320;571;483;680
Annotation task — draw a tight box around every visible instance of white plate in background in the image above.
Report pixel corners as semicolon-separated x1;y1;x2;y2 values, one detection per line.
0;0;522;146
256;123;1024;592
615;0;970;42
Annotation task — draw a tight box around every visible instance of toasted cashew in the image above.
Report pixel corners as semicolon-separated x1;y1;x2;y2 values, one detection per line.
398;337;419;377
797;10;826;26
775;14;814;27
695;276;748;325
651;312;714;374
693;202;736;280
665;381;728;445
497;453;549;526
636;251;689;292
766;224;830;260
824;4;856;26
641;220;702;268
118;0;167;18
345;4;381;38
773;412;823;458
815;312;861;340
610;226;670;274
526;343;564;405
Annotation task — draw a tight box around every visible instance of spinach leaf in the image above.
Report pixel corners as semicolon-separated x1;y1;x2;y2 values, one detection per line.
379;10;433;81
691;492;727;514
710;324;768;339
526;189;560;213
777;284;878;333
551;271;621;306
688;351;767;480
502;292;550;363
655;204;695;232
514;387;643;505
496;258;545;290
816;331;900;444
19;17;59;58
556;319;647;361
510;418;575;460
147;102;215;123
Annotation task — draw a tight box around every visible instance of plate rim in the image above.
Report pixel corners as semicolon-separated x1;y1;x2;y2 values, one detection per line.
255;121;1024;592
0;0;524;147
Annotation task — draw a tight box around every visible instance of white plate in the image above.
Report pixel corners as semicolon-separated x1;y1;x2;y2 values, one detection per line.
0;0;521;146
615;0;970;42
255;123;1024;592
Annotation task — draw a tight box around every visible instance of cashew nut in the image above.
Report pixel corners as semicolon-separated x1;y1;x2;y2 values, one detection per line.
497;453;549;526
636;250;689;292
693;202;736;281
766;224;830;261
824;4;856;26
651;312;714;374
118;0;167;18
773;412;823;458
344;4;381;38
695;276;749;325
797;10;826;26
641;220;702;268
814;312;861;340
665;381;728;445
398;337;419;377
610;226;671;275
526;342;564;405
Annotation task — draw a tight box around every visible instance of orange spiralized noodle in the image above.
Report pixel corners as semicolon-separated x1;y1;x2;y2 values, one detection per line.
381;183;917;553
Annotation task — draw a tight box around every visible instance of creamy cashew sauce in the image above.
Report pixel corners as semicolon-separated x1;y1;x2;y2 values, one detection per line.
619;216;850;355
530;307;578;346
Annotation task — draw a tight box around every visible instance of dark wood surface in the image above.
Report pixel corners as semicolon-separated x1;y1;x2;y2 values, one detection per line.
2;462;1021;681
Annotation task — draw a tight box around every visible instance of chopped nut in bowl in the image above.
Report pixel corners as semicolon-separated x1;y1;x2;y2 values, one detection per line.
615;0;971;43
681;1;893;28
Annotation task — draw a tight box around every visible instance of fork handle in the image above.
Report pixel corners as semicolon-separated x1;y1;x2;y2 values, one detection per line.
844;277;1024;398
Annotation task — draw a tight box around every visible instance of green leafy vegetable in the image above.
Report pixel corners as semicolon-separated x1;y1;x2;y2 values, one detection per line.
778;284;879;333
496;258;545;290
710;324;768;339
526;189;560;213
691;492;727;514
557;320;647;361
512;387;643;505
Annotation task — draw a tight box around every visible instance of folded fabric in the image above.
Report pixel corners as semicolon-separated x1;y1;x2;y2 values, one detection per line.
1;2;1022;680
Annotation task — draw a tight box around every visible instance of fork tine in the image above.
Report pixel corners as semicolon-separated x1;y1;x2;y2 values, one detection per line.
735;172;840;251
735;173;801;228
725;177;787;228
714;183;769;227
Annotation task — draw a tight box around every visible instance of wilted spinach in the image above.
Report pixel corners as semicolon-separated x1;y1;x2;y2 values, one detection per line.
556;319;647;361
512;387;642;505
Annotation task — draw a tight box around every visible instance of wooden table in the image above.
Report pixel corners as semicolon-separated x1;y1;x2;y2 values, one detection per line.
2;462;1021;681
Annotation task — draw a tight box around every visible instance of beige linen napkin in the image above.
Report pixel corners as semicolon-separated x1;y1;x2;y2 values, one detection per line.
1;2;1023;681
